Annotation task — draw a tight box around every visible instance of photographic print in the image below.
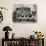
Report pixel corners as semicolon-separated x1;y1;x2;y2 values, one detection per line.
12;4;37;23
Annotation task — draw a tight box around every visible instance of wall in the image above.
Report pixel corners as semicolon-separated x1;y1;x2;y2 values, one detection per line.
0;0;46;46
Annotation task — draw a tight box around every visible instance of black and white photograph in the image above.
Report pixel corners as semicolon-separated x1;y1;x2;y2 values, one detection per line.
13;4;37;23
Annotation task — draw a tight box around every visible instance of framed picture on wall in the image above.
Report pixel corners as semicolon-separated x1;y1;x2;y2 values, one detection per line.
12;4;37;23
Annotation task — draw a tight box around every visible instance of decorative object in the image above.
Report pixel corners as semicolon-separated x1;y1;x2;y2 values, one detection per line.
0;7;8;23
30;35;35;39
12;33;15;39
13;4;37;23
33;31;44;39
0;11;3;23
3;26;12;39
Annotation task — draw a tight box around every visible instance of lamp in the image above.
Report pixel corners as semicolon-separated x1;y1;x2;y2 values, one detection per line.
3;26;12;39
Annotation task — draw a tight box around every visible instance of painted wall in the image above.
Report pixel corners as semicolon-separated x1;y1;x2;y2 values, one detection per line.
0;0;46;46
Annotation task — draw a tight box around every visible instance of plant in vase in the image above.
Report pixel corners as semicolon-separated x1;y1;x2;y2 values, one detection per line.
33;31;44;39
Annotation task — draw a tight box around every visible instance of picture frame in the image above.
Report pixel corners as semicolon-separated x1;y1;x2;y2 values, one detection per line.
12;4;37;23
